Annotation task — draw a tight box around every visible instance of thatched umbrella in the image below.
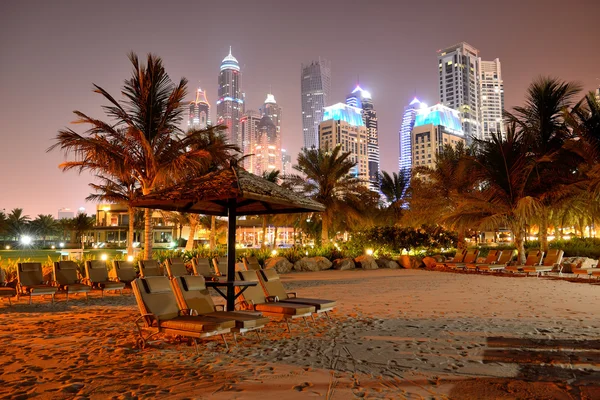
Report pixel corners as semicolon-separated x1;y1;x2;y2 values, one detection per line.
132;163;324;310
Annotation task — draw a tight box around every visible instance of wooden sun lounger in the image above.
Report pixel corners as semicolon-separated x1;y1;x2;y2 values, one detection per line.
165;258;189;278
243;256;262;271
435;249;467;268
505;250;544;273
523;249;564;277
17;262;58;304
476;250;517;272
84;261;125;297
53;261;91;302
0;268;16;306
138;260;163;277
447;249;480;269
465;250;500;271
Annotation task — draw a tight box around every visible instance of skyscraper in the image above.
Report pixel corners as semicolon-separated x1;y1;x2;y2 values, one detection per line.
301;59;331;149
438;42;481;142
188;87;210;130
217;47;244;146
346;85;379;192
479;59;505;140
260;93;282;136
398;97;425;173
240;110;261;171
281;149;292;177
253;115;282;176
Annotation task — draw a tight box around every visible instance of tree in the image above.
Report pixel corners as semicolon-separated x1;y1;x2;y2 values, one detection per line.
288;145;362;244
379;170;410;224
0;211;8;242
6;208;30;240
50;53;237;258
31;214;59;247
71;213;95;246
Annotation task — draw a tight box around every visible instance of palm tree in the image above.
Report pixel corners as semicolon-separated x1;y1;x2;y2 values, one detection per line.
71;213;95;246
287;146;362;244
6;208;30;240
0;210;8;244
49;53;237;258
379;170;410;224
31;214;59;247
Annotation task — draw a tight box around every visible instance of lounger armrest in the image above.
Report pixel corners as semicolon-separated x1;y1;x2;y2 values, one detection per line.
179;308;194;316
266;295;279;303
214;304;225;312
287;292;297;298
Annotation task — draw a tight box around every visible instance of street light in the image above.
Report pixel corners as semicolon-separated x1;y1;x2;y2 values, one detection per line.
20;236;32;245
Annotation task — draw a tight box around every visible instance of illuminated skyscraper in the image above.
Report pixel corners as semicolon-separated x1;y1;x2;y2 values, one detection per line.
301;59;331;148
479;59;505;140
438;42;481;142
281;149;292;177
253;115;282;176
398;98;424;173
260;93;281;136
217;47;244;145
240;110;261;171
346;85;379;191
188;87;210;130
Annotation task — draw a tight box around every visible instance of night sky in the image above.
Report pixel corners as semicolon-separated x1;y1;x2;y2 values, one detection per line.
1;0;599;217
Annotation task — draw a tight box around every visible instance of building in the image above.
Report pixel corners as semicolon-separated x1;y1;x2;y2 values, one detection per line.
188;87;211;130
58;208;75;220
281;149;292;176
240;110;261;170
346;85;379;192
216;47;244;146
318;103;369;186
260;93;282;135
437;42;481;142
301;59;331;149
252;115;282;176
398;97;425;178
479;59;505;140
411;104;465;169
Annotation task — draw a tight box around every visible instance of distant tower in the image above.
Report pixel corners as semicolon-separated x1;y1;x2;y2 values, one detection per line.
301;59;331;148
281;149;292;177
217;47;244;146
398;98;424;174
240;110;261;171
188;87;210;130
479;59;505;140
346;84;379;192
438;42;481;142
253;115;282;176
260;93;282;136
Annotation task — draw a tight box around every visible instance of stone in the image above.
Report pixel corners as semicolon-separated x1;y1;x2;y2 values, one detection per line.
398;255;424;269
333;258;355;270
293;256;332;272
354;255;378;270
421;256;439;269
375;258;400;269
264;257;294;274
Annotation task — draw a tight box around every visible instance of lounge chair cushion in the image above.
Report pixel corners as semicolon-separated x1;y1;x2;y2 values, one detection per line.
63;283;91;293
97;281;125;290
86;261;110;282
0;287;16;297
20;285;58;295
114;261;137;282
158;315;235;332
18;263;45;286
280;297;336;311
193;258;215;278
254;302;314;316
244;257;261;271
167;259;188;277
176;276;216;315
139;260;162;277
573;268;597;275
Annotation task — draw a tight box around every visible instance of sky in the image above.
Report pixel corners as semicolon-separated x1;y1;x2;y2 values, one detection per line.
1;0;599;218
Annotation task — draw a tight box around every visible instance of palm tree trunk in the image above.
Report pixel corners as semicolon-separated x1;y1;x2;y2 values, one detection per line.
321;214;329;244
261;216;267;249
127;206;135;256
513;224;526;264
209;216;216;251
273;225;278;249
539;207;549;252
144;208;153;259
185;216;198;251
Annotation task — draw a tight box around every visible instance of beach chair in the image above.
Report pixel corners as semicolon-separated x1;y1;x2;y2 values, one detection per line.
257;269;336;320
16;262;58;304
243;256;262;271
84;260;125;297
138;260;163;277
477;250;517;272
435;249;467;268
523;249;564;277
53;261;91;302
171;275;269;342
191;258;219;280
212;257;245;277
572;261;600;279
505;250;544;274
112;261;138;285
446;249;480;270
132;276;234;352
165;258;189;278
0;269;16;306
236;270;315;332
465;250;500;272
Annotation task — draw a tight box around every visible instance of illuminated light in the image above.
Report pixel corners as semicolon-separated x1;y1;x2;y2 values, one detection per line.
100;254;108;261
265;93;276;104
170;242;177;248
59;242;65;248
5;245;10;250
51;245;56;249
127;255;134;262
305;251;309;256
220;47;240;71
271;250;277;256
323;103;365;127
132;242;140;248
409;97;421;106
102;206;111;211
365;248;374;256
20;236;32;245
414;104;464;135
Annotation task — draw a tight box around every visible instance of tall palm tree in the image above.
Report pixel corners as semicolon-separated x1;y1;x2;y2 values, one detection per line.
287;146;362;244
0;210;8;244
6;208;30;240
379;169;410;224
71;213;95;246
31;214;59;247
49;53;237;258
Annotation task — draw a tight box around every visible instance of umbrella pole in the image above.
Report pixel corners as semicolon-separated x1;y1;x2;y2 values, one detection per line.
226;199;237;311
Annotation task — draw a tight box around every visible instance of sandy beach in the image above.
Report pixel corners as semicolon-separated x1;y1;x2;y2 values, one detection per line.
1;269;599;399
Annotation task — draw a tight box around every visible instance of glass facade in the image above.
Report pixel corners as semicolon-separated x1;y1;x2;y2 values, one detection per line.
217;48;244;146
398;98;423;175
414;104;464;135
301;59;331;148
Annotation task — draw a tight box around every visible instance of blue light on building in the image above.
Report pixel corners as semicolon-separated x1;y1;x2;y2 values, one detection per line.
414;104;463;134
323;103;365;127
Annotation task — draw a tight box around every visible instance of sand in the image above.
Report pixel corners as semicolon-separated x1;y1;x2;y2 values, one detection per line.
1;269;599;399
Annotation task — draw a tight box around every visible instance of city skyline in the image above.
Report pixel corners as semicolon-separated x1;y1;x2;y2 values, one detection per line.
1;0;599;216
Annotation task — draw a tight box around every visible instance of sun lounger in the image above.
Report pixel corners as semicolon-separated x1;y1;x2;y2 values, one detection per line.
17;262;58;304
465;250;500;272
236;270;316;331
435;249;467;268
171;275;269;342
0;268;16;306
572;262;600;278
505;250;544;273
446;249;480;269
138;260;163;277
165;258;189;278
257;269;336;319
53;261;91;302
477;250;517;272
212;257;245;277
591;269;600;280
243;256;262;271
84;260;125;296
132;276;235;352
112;261;138;285
191;258;220;280
523;249;564;277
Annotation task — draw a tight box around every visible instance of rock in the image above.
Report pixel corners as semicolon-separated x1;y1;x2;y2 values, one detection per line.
354;255;378;270
333;258;355;270
293;256;332;272
264;257;294;274
375;258;400;269
421;256;439;269
398;255;424;269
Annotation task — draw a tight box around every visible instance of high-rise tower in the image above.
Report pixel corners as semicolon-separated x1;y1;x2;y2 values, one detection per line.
301;59;331;149
240;110;261;171
253;115;282;176
398;98;425;174
346;85;379;192
217;47;244;146
260;93;282;136
479;59;505;140
438;42;481;142
188;87;210;130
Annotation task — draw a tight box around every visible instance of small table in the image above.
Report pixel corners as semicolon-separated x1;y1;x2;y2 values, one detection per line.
205;280;257;311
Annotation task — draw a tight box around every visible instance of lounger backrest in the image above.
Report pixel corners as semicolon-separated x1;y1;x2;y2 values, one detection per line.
85;260;109;283
172;275;215;315
166;258;188;278
212;257;228;276
139;260;162;277
484;250;500;264
524;251;543;266
17;262;44;286
453;249;468;263
496;250;516;264
132;276;180;321
192;258;214;278
54;261;80;285
113;261;137;282
0;268;6;284
463;249;479;264
258;269;288;300
243;256;261;271
237;270;267;305
543;249;563;266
